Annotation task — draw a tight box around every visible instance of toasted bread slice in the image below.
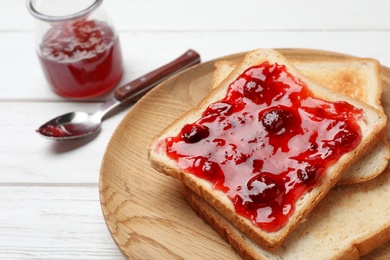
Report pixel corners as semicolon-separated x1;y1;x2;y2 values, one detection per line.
148;49;388;249
212;58;390;185
182;168;390;259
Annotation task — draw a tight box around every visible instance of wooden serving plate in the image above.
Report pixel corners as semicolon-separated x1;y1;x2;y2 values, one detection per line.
99;49;390;259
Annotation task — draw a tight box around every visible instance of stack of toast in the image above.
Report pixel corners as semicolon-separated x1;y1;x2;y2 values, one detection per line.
148;49;390;259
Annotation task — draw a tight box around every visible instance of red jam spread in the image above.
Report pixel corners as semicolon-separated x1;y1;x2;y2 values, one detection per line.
164;62;363;232
38;19;123;98
38;124;73;138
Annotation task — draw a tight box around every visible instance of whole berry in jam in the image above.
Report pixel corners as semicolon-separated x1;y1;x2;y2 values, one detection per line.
191;157;226;191
260;108;296;134
334;128;360;149
243;64;290;105
246;173;284;205
181;124;210;143
204;102;233;117
297;165;322;186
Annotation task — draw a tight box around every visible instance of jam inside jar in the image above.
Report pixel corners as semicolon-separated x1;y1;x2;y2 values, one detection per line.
38;19;123;98
28;0;123;99
164;62;363;232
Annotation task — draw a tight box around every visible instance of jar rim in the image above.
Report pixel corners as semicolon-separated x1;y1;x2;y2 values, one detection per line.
26;0;104;22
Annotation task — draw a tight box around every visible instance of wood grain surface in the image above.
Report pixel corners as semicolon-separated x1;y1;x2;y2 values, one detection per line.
99;49;390;259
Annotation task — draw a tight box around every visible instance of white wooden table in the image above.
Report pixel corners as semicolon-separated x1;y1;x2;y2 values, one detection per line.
1;0;389;259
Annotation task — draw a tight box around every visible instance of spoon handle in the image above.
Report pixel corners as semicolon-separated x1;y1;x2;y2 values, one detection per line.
114;49;201;102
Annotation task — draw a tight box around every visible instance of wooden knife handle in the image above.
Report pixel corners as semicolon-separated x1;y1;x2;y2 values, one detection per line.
114;49;201;102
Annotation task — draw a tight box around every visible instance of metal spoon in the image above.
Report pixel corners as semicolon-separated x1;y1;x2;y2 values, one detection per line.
37;49;201;141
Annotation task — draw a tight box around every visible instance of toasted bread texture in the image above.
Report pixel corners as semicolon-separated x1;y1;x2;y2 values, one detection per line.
212;58;390;185
148;49;388;250
182;168;390;260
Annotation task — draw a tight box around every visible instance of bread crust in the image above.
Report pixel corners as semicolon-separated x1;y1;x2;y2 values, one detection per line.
148;49;388;250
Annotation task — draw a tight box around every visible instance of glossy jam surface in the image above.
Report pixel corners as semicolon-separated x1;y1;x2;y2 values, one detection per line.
38;19;123;98
164;62;363;232
38;124;73;138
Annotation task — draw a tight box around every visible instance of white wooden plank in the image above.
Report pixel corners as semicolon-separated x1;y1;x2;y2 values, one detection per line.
0;102;129;184
1;31;390;101
3;0;390;31
0;186;124;259
107;0;390;31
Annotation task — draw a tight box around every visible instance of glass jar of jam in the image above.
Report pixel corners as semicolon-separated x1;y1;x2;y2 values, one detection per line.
27;0;123;99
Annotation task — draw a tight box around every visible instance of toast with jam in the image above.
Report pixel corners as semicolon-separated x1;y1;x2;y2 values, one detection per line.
182;168;390;259
148;49;388;250
212;58;390;185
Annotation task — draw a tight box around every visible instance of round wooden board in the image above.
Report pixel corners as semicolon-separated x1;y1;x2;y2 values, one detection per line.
99;49;390;259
